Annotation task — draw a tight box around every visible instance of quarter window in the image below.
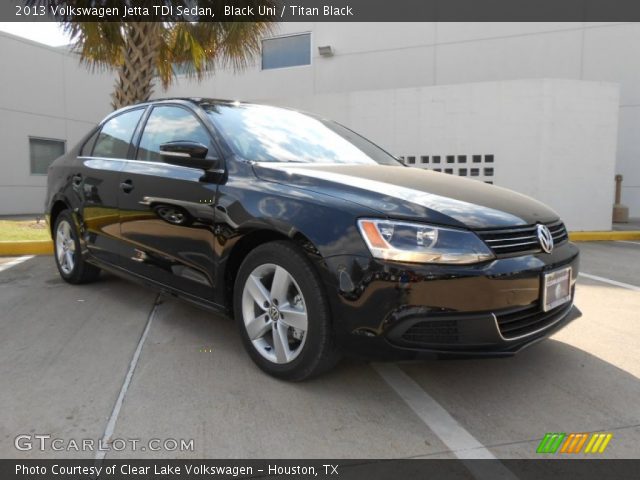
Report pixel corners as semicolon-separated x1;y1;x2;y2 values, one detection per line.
137;106;211;162
29;137;65;175
80;128;100;156
92;109;144;159
262;33;311;70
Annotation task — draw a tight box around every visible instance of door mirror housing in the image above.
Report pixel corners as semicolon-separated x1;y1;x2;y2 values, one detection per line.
159;141;219;170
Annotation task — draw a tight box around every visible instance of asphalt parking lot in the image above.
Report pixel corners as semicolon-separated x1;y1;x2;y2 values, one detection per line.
0;241;639;460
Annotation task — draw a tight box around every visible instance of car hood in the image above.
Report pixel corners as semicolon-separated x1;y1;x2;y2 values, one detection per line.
253;163;559;229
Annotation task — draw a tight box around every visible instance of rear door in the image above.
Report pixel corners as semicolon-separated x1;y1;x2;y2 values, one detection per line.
116;104;220;303
76;107;145;265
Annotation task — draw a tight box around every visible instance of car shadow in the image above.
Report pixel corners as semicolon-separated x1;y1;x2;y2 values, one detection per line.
397;338;640;457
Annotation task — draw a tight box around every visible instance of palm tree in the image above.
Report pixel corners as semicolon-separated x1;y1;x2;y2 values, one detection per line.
26;1;276;109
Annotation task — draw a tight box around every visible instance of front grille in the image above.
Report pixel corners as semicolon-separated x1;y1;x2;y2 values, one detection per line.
495;301;571;339
401;319;459;345
476;221;568;256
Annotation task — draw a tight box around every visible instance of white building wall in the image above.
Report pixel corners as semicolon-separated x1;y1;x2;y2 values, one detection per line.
0;32;113;215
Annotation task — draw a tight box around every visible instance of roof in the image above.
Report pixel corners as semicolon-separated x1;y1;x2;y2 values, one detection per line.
103;97;306;123
145;97;251;107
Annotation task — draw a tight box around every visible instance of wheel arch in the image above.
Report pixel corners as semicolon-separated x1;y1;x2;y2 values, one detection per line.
49;198;71;237
222;228;323;313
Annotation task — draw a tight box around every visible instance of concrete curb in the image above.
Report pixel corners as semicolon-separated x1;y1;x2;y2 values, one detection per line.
0;231;639;256
569;231;640;242
0;241;53;256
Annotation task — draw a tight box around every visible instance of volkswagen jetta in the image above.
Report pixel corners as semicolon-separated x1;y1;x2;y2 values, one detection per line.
46;98;580;380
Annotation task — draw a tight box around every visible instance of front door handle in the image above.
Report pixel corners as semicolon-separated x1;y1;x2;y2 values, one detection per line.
120;179;134;193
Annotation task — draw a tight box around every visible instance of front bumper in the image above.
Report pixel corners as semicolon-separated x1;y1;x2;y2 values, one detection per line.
319;241;581;360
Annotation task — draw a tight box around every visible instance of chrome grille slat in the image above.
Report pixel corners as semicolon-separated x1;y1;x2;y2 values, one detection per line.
496;302;572;338
490;240;539;249
476;226;536;235
485;235;537;243
476;221;569;256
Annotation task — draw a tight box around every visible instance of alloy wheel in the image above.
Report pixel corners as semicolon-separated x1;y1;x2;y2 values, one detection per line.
55;219;76;275
241;263;308;364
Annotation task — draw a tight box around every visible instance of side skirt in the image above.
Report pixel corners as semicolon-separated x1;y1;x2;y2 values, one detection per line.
86;256;230;316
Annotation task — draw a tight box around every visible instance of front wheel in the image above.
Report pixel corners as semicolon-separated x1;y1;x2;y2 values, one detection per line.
53;210;101;284
234;241;340;381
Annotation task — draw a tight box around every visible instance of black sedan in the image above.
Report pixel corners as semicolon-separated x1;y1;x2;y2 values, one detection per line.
46;98;580;380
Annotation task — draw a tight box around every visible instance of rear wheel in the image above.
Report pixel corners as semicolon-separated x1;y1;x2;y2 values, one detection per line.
53;210;100;284
234;241;340;381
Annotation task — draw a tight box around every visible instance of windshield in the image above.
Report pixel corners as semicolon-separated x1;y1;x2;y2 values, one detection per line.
204;103;400;166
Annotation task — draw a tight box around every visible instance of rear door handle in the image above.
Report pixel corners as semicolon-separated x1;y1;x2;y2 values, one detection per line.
120;179;134;193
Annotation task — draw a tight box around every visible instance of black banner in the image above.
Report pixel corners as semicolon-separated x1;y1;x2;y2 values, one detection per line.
1;459;639;480
4;0;640;22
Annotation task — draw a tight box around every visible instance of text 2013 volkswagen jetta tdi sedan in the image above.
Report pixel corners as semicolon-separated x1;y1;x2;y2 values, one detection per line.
46;98;580;380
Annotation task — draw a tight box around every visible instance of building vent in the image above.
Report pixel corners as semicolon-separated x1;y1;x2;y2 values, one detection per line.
401;154;496;183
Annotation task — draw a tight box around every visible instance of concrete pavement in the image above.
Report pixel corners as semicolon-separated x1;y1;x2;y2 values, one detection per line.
0;242;638;460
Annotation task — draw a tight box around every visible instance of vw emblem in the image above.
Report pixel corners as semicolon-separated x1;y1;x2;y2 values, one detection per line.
268;305;280;321
537;224;554;253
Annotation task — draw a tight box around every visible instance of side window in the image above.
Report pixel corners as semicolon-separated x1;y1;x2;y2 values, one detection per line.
92;108;144;159
80;128;100;156
137;106;211;162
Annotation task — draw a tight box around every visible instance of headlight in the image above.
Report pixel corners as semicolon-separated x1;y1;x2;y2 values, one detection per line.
357;218;495;264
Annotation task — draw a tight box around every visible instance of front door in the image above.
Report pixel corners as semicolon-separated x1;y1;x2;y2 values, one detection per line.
117;105;220;303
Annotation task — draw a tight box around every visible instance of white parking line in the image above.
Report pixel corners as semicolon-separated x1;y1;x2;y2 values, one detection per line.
373;363;494;458
616;240;640;246
95;294;161;461
579;272;640;291
0;255;34;273
373;363;517;479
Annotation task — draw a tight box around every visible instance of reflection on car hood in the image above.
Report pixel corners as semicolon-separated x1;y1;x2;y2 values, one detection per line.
253;163;559;229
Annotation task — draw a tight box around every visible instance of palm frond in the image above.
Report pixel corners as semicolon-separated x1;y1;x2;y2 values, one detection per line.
22;0;278;106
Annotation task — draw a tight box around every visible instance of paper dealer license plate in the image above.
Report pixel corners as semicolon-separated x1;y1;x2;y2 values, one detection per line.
542;266;572;312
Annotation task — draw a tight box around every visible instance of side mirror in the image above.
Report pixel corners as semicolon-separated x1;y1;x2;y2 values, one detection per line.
160;141;217;170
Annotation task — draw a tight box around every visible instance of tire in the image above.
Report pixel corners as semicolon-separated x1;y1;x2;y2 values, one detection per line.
233;241;341;381
53;210;101;284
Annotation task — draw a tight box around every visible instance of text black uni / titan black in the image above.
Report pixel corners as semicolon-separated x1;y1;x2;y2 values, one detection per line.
45;98;581;380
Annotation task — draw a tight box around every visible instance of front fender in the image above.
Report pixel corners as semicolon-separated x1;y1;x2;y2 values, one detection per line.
214;166;378;260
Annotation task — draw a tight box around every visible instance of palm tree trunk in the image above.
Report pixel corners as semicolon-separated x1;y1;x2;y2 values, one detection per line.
111;23;162;110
